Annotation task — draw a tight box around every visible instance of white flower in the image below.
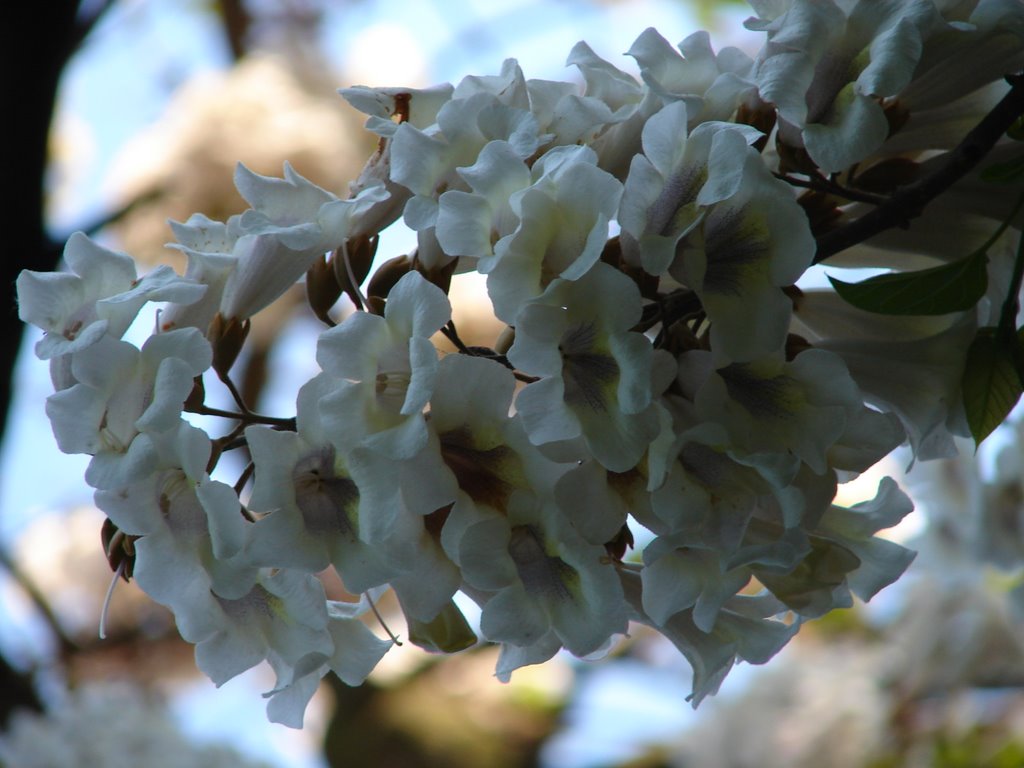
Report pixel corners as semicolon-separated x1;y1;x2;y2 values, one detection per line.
815;477;916;602
618;101;761;276
693;348;866;477
17;232;206;361
817;315;976;461
627;27;755;125
317;270;450;459
94;423;257;644
435;140;531;261
243;376;395;594
509;263;660;472
45;328;212;490
390;89;542;231
620;568;795;706
565;40;659;179
417;354;564;584
685;142;814;363
233;162;391;250
747;0;965;171
475;498;628;658
193;569;333;689
339;83;454;137
263;598;393;728
484;145;622;322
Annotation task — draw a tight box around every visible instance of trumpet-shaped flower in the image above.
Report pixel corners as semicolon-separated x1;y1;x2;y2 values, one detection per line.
17;232;206;362
263;597;393;727
45;328;212;490
679;135;814;364
244;376;395;594
484;146;622;323
94;423;257;643
317;270;450;459
693;348;863;477
391;89;542;231
475;498;628;658
194;568;333;689
435;140;532;261
627;27;755;126
618;101;761;276
747;0;962;171
509;263;660;472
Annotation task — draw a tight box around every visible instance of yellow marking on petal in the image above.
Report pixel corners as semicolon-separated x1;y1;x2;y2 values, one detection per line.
439;426;526;512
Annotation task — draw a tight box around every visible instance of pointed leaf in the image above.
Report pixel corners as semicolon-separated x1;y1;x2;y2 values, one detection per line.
962;327;1024;447
828;252;987;315
407;600;478;654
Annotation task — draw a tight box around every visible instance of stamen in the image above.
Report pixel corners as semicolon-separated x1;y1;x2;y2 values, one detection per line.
99;559;127;640
365;591;403;646
342;240;369;311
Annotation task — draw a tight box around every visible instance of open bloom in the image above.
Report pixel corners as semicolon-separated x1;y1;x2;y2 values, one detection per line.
18;232;206;363
510;262;660;472
317;270;450;459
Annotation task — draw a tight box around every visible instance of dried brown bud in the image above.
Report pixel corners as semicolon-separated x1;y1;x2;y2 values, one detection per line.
604;522;634;562
306;254;343;320
797;189;843;237
776;138;819;176
883;99;911;138
416;253;458;296
101;518;136;582
208;312;251;378
183;375;206;413
735;100;777;153
366;254;413;302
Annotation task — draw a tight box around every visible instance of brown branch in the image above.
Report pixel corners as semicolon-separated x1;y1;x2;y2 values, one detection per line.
0;547;77;658
813;73;1024;265
216;0;251;62
73;186;166;239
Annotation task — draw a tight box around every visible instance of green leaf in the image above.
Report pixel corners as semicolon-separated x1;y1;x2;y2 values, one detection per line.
828;251;988;315
980;154;1024;184
962;327;1024;447
407;600;478;654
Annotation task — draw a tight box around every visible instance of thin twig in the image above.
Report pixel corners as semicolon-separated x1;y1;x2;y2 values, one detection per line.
774;172;887;206
73;187;165;238
193;403;295;427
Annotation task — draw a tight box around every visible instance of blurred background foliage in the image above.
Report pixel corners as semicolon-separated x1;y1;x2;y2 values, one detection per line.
4;1;1024;766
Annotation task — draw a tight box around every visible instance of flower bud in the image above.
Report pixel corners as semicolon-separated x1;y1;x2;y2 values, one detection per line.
207;311;251;378
101;518;135;582
735;99;776;154
416;253;457;296
183;375;206;413
366;254;412;301
307;254;343;321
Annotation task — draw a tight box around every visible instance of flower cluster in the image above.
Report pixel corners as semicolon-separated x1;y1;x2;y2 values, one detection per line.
17;0;1024;726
